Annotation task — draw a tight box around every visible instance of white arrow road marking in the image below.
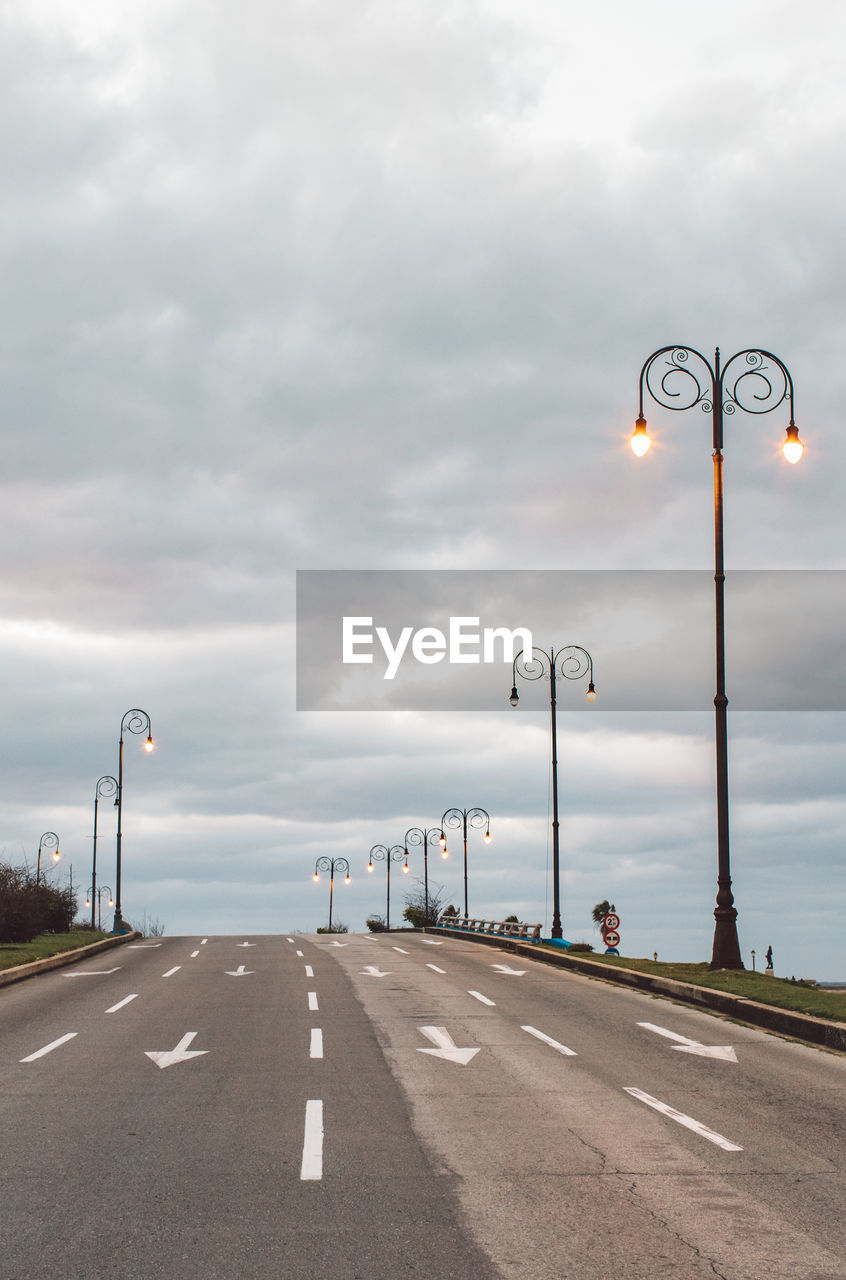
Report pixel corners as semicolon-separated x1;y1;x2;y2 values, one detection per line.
162;967;181;978
468;990;495;1006
300;1100;323;1181
521;1026;577;1056
624;1088;743;1151
491;964;526;975
310;1029;323;1059
308;992;319;1011
145;1032;209;1070
128;943;162;949
327;941;348;948
392;946;409;954
106;994;138;1013
360;966;392;977
426;964;446;974
637;1022;738;1061
224;965;255;977
63;968;121;977
21;1033;78;1062
417;1026;480;1066
420;939;443;946
237;942;256;947
304;965;314;977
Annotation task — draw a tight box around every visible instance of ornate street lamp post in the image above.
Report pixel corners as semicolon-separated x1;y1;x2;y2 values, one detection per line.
404;826;448;925
91;776;118;930
36;831;60;884
440;808;490;919
312;857;350;933
509;646;596;940
85;884;114;931
367;844;408;931
633;345;803;969
114;709;154;934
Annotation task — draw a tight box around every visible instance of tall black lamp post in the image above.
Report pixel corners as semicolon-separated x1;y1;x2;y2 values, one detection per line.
509;646;596;940
36;831;60;884
312;857;350;933
91;776;118;930
633;345;803;970
404;826;447;925
114;709;154;934
440;808;490;919
367;844;408;931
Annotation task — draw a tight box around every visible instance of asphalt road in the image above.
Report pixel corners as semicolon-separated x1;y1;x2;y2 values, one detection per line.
2;932;845;1279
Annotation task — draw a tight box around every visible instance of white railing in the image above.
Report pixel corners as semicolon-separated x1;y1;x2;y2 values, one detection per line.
435;915;542;942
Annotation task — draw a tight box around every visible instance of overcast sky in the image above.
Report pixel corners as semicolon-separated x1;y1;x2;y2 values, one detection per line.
2;0;845;977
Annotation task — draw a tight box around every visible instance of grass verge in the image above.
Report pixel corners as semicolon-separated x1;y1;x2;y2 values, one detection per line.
0;930;111;972
541;948;846;1023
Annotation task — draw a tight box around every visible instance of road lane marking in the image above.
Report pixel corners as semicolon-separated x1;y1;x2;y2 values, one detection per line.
521;1026;577;1056
287;938;295;943
308;992;319;1011
201;939;208;945
624;1087;743;1151
491;964;526;975
426;964;446;974
162;967;181;978
190;950;200;958
392;946;409;954
106;994;139;1013
310;1029;324;1059
237;942;256;948
421;939;443;946
300;1100;324;1181
637;1022;738;1062
224;964;254;977
360;966;392;977
128;944;162;949
417;1026;479;1065
304;965;314;977
145;1032;209;1070
468;990;495;1006
21;1033;78;1062
296;950;304;957
63;968;121;977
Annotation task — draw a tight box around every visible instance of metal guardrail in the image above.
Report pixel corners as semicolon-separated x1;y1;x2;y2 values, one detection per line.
436;915;542;942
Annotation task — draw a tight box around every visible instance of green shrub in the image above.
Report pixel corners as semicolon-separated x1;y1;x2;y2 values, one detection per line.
567;942;595;953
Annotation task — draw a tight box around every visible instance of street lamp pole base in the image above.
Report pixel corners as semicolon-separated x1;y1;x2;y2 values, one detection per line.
710;910;744;970
550;920;563;940
112;910;126;935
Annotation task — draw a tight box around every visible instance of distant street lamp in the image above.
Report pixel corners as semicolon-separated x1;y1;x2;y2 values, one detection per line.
85;884;114;931
440;808;490;919
91;776;118;930
404;826;447;925
312;857;351;933
367;844;408;931
509;645;596;940
114;709;154;934
36;831;60;884
633;345;802;970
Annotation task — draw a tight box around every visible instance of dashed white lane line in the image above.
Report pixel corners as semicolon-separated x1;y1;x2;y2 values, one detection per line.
308;992;319;1011
106;994;139;1013
21;1033;78;1062
201;939;208;945
310;1029;324;1059
162;967;181;978
521;1025;577;1056
296;950;304;957
468;990;495;1006
190;950;200;958
426;964;446;974
301;1100;324;1181
287;937;295;943
392;947;409;954
420;939;443;946
304;965;314;978
624;1088;743;1152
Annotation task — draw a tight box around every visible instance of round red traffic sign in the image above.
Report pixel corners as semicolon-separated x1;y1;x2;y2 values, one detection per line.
603;913;620;931
604;929;620;948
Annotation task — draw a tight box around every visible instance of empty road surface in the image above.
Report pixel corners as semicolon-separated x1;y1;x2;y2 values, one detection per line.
1;931;844;1279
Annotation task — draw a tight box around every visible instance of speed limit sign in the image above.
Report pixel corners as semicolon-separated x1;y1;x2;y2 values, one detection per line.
604;929;620;948
603;913;620;932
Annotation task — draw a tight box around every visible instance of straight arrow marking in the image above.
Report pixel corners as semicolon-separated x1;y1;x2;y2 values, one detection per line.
637;1022;738;1062
521;1025;577;1056
417;1026;479;1065
145;1032;209;1070
224;964;255;976
21;1033;78;1062
624;1087;743;1151
360;966;392;977
491;964;526;975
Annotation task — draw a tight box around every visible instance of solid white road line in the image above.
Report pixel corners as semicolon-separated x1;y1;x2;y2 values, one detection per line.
304;964;314;978
308;992;319;1011
106;994;139;1013
521;1025;577;1056
300;1100;324;1181
310;1029;324;1059
426;964;446;974
468;990;495;1006
624;1087;743;1151
21;1033;78;1062
162;966;181;978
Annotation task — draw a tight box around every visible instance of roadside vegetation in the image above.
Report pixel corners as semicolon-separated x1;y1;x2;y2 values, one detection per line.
0;928;111;973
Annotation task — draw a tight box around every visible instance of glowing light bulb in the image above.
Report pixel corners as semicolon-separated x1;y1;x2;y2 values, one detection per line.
313;873;319;882
586;682;597;703
630;415;650;456
782;424;804;464
144;735;154;753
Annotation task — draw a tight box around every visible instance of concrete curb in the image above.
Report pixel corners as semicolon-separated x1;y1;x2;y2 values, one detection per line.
425;926;846;1054
0;932;142;989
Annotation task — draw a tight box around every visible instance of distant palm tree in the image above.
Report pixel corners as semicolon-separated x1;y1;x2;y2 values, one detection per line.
592;900;616;935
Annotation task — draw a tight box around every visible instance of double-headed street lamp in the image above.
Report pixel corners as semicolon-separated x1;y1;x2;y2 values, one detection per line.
85;884;114;931
440;808;490;919
36;831;60;884
312;857;351;933
404;826;448;926
632;345;803;970
367;844;408;931
509;646;596;940
114;708;154;934
91;776;118;930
